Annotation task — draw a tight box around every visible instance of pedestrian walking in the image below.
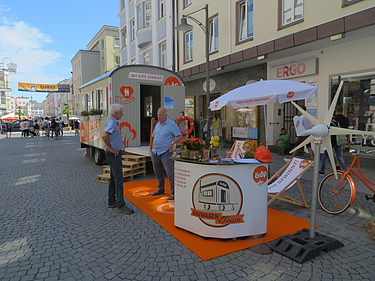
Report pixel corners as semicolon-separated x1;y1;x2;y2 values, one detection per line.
101;104;134;215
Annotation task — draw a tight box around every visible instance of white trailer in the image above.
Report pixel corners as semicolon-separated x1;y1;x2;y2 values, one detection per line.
79;65;185;164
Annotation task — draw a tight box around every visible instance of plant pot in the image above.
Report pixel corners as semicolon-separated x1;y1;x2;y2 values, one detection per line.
89;115;101;120
81;116;89;121
189;150;200;160
180;149;189;159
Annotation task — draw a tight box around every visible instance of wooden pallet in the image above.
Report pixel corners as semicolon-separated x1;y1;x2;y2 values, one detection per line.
103;167;133;176
122;160;146;169
122;155;146;163
97;155;147;183
96;173;110;183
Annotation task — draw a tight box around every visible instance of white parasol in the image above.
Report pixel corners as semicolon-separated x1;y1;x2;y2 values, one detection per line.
210;79;317;111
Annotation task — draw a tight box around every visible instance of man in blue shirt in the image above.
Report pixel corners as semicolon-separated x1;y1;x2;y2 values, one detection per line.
102;104;134;215
151;107;183;200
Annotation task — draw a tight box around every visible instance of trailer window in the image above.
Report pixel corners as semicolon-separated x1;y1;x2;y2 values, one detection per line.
94;90;101;110
102;87;108;115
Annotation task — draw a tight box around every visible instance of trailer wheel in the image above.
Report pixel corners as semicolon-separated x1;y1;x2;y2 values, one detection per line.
94;148;104;165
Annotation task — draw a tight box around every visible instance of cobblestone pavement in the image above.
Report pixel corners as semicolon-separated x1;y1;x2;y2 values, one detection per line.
1;132;375;280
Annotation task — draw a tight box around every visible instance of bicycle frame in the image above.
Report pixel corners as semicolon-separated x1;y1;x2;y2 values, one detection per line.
337;155;375;205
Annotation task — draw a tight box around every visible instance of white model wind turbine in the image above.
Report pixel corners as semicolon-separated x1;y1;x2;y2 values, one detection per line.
290;80;375;178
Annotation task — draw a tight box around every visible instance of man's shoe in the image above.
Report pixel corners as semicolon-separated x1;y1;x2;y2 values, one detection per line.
108;202;118;208
167;194;174;200
118;205;134;215
319;171;325;175
151;190;165;196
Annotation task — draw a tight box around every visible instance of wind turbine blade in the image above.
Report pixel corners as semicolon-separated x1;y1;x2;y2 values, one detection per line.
329;127;375;136
322;135;338;179
324;80;344;125
291;101;320;126
289;135;315;154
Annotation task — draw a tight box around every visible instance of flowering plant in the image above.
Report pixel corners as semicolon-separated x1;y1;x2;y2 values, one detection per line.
209;136;220;150
88;109;103;115
81;111;89;116
181;136;205;151
239;140;258;159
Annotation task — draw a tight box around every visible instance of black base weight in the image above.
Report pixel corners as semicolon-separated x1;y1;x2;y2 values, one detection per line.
270;228;344;263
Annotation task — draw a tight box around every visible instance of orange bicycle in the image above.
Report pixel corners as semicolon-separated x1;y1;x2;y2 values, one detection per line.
318;148;375;215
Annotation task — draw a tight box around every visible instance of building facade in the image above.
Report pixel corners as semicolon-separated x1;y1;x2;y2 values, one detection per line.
0;67;11;115
118;0;175;69
11;96;30;117
71;26;119;116
175;0;375;151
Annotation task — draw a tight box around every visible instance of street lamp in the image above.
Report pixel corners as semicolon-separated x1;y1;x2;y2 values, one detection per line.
176;4;211;144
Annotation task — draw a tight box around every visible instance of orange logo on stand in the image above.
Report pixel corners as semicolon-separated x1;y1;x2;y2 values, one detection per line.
120;122;137;148
253;166;268;186
191;174;244;227
115;86;135;104
299;160;310;169
287;91;295;99
215;101;219;108
165;76;181;86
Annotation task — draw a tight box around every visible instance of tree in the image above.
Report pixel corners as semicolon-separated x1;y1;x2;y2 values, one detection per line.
61;105;73;121
15;106;24;120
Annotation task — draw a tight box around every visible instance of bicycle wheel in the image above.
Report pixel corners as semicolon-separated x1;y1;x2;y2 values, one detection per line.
318;171;354;215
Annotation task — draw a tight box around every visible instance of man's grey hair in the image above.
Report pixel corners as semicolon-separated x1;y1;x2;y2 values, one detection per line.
109;104;122;116
158;107;167;115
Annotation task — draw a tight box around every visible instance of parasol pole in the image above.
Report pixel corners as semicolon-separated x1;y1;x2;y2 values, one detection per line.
263;105;267;148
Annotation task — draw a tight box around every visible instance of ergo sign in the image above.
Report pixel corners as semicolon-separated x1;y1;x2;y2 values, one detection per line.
270;58;317;80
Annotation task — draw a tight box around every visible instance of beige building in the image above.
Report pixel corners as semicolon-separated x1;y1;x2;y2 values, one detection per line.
176;0;375;151
71;25;119;116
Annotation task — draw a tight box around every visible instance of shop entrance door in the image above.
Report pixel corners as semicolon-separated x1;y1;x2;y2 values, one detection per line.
283;101;305;145
140;85;161;145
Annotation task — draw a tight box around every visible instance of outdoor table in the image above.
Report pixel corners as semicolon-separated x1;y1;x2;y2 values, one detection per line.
174;158;268;239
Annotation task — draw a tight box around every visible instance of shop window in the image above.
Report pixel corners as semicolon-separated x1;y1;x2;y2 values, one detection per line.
185;96;195;120
279;0;304;28
331;72;375;152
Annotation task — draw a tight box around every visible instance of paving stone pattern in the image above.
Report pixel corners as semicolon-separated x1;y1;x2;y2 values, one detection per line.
1;132;375;280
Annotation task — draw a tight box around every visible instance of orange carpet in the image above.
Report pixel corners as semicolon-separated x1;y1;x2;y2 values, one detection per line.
124;179;312;261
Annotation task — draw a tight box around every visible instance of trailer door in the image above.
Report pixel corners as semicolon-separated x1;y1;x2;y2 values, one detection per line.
140;84;161;144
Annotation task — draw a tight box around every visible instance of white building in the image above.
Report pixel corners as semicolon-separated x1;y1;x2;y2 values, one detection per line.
118;0;174;69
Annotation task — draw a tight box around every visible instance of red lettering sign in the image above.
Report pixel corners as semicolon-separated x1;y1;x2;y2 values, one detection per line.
276;62;307;78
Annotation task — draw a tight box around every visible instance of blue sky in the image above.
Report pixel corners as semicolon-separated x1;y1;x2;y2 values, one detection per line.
0;0;119;103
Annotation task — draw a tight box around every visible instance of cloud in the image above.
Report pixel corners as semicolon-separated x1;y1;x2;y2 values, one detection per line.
0;7;62;78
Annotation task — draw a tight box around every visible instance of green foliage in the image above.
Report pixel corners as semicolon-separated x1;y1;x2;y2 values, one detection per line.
15;106;24;120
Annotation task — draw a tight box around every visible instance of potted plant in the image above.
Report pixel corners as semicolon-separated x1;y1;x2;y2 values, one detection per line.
81;111;89;120
186;137;205;160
